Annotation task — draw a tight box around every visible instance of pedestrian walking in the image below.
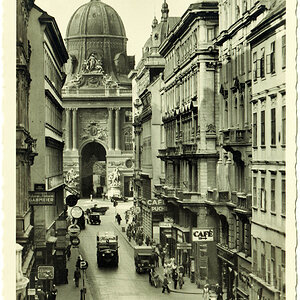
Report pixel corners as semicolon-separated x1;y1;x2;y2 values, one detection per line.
74;267;81;287
76;256;82;269
116;213;122;225
154;251;159;267
172;270;179;289
161;274;170;294
36;288;46;300
66;244;71;260
49;284;58;300
216;283;223;300
145;235;150;246
178;273;184;289
203;284;210;300
178;264;184;276
161;250;165;266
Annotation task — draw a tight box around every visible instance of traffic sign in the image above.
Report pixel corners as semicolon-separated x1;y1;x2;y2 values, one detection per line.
80;260;88;270
37;266;54;280
68;224;81;237
66;194;78;207
70;206;83;218
70;236;80;246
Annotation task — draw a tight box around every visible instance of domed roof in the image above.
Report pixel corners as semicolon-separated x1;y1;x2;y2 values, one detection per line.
66;0;126;39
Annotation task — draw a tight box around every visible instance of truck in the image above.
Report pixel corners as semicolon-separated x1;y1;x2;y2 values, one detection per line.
134;246;155;273
96;232;119;267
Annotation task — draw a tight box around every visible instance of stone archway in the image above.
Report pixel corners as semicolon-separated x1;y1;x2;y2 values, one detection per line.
81;142;106;197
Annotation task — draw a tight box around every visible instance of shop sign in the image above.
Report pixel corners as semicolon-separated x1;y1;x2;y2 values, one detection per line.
176;243;192;250
28;289;36;296
159;222;172;228
34;184;45;192
46;174;64;190
37;266;54;280
146;199;165;206
192;228;214;242
29;192;55;205
151;206;167;212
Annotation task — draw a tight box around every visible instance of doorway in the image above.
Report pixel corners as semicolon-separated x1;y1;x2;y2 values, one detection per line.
81;142;106;197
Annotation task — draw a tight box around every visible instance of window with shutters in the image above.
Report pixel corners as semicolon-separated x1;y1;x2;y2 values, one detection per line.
271;108;276;145
260;176;266;211
261;48;265;78
253;52;257;81
282;105;286;145
271;177;276;212
282;35;286;69
281;250;286;293
253;112;257;147
271;246;277;287
261;110;265;146
270;41;276;74
253;238;258;274
281;177;286;215
261;242;266;280
253;176;257;207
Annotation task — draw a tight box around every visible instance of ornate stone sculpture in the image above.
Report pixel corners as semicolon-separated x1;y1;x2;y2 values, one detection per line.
108;168;121;187
64;168;79;187
82;53;104;74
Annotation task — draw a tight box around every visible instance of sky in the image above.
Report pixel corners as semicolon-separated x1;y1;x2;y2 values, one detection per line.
34;0;194;64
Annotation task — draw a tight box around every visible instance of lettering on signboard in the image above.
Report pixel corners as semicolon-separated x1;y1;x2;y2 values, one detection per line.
192;228;214;242
29;192;55;205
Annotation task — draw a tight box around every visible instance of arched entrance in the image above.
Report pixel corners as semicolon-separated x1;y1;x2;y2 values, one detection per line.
81;142;106;197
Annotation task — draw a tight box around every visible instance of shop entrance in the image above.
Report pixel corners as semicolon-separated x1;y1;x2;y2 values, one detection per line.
81;142;106;197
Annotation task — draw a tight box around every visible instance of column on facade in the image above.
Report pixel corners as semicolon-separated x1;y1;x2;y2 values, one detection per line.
135;130;140;169
108;108;114;150
65;108;71;151
72;108;78;151
115;108;120;151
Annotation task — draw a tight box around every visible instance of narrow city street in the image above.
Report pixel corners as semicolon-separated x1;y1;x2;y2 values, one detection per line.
59;199;203;300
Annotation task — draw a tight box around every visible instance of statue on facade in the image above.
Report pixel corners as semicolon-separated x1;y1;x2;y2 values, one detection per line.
65;168;79;186
81;53;104;74
108;168;121;187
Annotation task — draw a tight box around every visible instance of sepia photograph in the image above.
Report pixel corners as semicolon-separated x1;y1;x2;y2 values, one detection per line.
7;0;297;299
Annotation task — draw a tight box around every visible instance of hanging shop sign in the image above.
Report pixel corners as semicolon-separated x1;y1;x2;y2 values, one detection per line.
29;191;55;205
151;206;167;212
37;266;54;280
192;228;214;242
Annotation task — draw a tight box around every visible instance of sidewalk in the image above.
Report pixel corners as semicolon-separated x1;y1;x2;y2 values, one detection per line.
56;246;93;300
112;214;217;297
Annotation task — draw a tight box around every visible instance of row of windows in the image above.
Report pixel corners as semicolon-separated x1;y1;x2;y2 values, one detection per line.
252;238;285;292
44;49;63;93
164;73;197;112
253;104;286;147
45;147;63;177
253;36;286;81
45;97;62;132
252;172;285;215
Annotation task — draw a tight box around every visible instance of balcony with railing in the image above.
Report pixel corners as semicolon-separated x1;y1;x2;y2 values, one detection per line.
222;129;251;146
234;193;252;215
182;143;197;155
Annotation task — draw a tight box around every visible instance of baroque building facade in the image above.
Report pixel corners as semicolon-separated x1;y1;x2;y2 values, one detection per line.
16;0;36;298
156;1;219;288
28;4;69;288
131;1;180;242
62;0;134;198
247;1;286;299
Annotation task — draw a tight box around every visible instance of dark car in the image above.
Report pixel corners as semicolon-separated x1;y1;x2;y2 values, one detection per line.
88;212;101;225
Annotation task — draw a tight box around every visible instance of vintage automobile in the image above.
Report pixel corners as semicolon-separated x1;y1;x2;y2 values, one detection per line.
88;212;101;225
134;246;155;273
96;232;119;267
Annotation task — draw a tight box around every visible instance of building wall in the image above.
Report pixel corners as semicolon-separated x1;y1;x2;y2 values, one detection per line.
249;4;286;298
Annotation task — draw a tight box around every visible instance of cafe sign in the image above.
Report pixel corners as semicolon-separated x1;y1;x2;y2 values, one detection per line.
192;228;214;242
29;191;55;205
